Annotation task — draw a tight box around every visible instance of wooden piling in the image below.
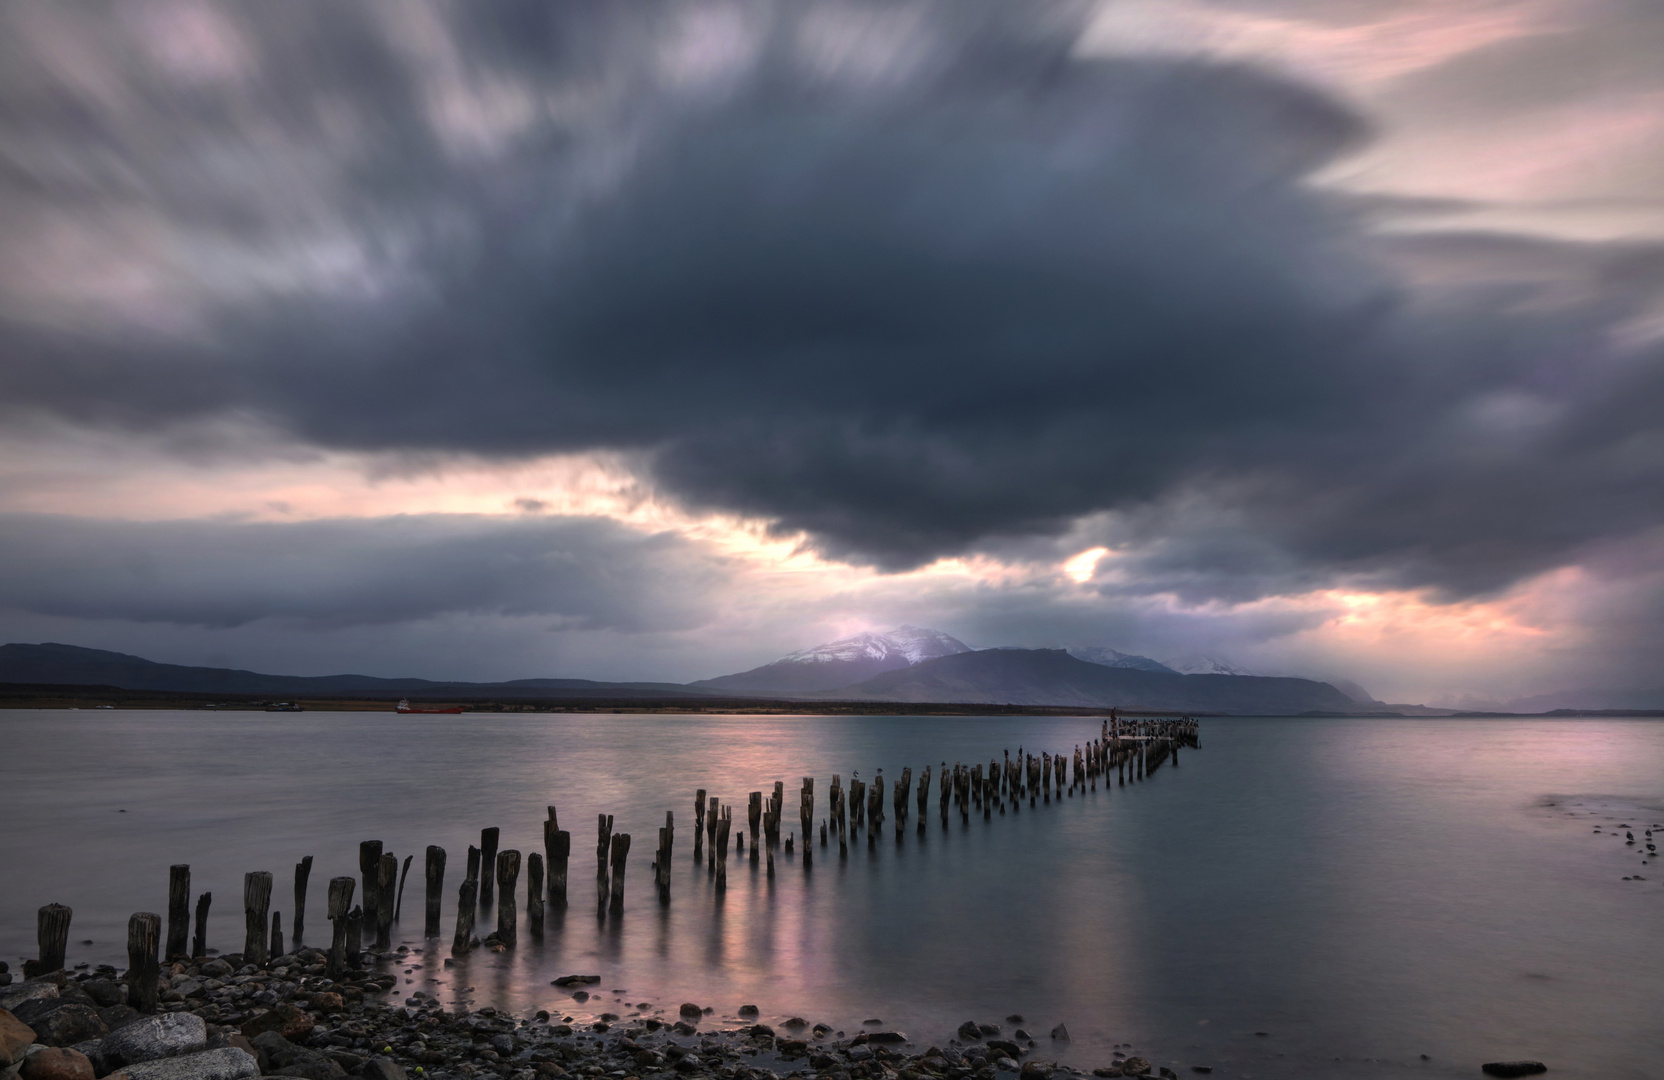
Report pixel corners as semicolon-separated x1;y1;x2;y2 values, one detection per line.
608;833;630;912
800;778;814;869
165;865;190;961
345;907;363;967
326;877;354;977
495;849;521;946
376;852;396;951
714;809;731;892
466;844;481;884
293;855;312;945
551;829;570;907
395;853;414;921
694;790;707;861
269;910;283;960
358;840;383;941
424;846;446;938
191;893;210;959
25;903;71;978
479;828;500;911
451;875;477;956
243;871;273;967
125;912;161;1013
527;852;545;938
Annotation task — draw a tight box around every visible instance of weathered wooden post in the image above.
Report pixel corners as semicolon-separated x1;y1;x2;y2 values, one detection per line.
395;853;414;921
243;871;273;967
608;834;630;913
705;798;719;870
800;778;814;869
479;828;500;911
451;875;477;956
596;814;614;914
293;856;312;945
424;846;446;937
326;877;354;977
376;852;396;950
358;841;383;941
466;844;481;884
748;791;762;849
269;911;283;960
345;907;363;968
495;849;520;946
527;852;545;939
694;790;707;861
25;904;71;978
551;828;570;907
166;865;190;961
715;809;731;892
125;912;161;1013
191;893;211;959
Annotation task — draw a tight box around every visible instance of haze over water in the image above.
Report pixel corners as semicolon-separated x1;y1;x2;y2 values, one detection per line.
3;712;1661;1080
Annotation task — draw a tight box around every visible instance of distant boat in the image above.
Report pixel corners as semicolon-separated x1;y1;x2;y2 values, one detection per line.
396;699;465;715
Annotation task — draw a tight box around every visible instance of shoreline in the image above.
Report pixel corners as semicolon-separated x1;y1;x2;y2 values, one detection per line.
1;949;1168;1080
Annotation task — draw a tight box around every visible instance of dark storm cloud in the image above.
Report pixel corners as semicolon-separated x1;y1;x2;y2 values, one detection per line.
0;513;723;631
2;1;1662;605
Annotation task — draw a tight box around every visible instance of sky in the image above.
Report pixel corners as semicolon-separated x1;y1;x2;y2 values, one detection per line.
2;0;1662;707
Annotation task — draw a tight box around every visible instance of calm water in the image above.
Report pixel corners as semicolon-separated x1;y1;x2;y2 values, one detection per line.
3;712;1662;1079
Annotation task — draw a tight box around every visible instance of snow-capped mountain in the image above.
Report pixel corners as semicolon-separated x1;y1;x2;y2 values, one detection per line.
1163;654;1258;677
694;626;972;695
1066;646;1177;674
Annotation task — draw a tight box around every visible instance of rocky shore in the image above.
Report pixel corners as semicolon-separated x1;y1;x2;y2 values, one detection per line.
0;954;1174;1080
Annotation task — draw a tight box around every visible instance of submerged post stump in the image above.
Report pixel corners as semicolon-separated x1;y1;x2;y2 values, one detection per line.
293;855;312;946
376;852;397;951
326;877;354;978
25;903;71;978
166;865;190;961
424;846;446;938
479;828;500;911
358;841;383;943
191;892;210;959
451;876;477;956
126;912;161;1013
243;871;273;967
495;849;520;947
527;852;545;939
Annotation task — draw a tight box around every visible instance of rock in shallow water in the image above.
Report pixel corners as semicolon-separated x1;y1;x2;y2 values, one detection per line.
103;1013;206;1066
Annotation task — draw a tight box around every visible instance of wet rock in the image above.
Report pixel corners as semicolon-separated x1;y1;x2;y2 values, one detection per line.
1481;1065;1547;1078
114;1047;258;1080
1018;1062;1050;1079
1014;1030;1032;1042
550;978;599;989
95;1008;138;1036
677;1004;702;1019
306;995;342;1015
194;965;231;983
0;983;59;1015
79;988;121;1013
737;1006;759;1018
846;1047;872;1063
103;1014;206;1066
362;1058;406;1080
24;1007;107;1049
978;1025;1000;1038
957;1023;982;1042
238;1006;311;1043
1005;1017;1023;1025
775;1040;808;1057
1091;1069;1121;1078
783;1018;808;1029
249;1032;344;1080
1118;1058;1150;1077
868;1033;907;1045
987;1041;1022;1059
1;1008;37;1067
21;1047;94;1080
746;1026;774;1040
1049;1026;1069;1042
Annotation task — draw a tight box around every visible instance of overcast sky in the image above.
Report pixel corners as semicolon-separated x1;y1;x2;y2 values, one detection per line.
2;0;1662;705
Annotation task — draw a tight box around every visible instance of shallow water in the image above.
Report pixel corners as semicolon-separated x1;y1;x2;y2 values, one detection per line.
3;711;1662;1079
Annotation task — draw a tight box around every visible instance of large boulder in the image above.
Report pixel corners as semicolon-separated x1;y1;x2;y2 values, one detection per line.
237;1008;311;1043
21;1007;106;1049
0;1009;37;1068
113;1048;258;1080
0;987;58;1017
20;1047;94;1080
102;1016;206;1067
248;1033;344;1080
361;1059;406;1080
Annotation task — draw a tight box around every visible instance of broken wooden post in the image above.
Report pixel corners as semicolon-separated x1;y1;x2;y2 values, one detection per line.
694;790;707;861
715;808;731;892
326;877;354;978
479;827;500;911
395;853;414;921
424;846;446;938
800;778;814;869
376;852;396;951
269;911;283;960
495;849;521;947
293;856;312;945
358;841;383;941
243;871;273;967
551;828;570;907
125;912;161;1013
451;873;477;956
191;893;210;959
527;852;545;939
166;865;190;961
608;833;630;913
25;903;71;978
345;907;363;968
466;843;481;884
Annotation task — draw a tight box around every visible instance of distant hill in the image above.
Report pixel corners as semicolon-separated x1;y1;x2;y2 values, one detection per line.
0;642;705;700
693;626;970;694
1162;653;1257;676
1066;646;1176;673
824;648;1357;714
